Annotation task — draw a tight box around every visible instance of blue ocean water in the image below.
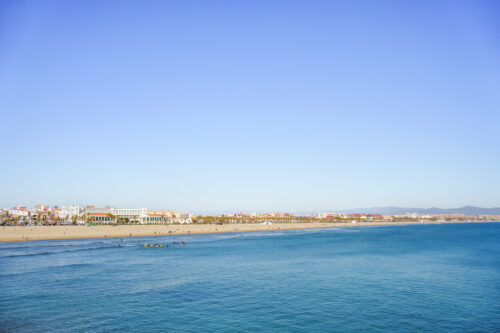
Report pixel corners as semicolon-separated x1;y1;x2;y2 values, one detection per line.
1;223;499;332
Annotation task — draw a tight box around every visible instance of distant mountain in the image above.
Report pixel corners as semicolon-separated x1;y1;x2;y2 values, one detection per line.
334;206;500;215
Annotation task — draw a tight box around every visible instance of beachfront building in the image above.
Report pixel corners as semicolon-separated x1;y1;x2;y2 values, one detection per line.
85;207;147;223
35;204;50;212
140;210;189;224
61;205;84;216
315;212;342;219
85;207;114;223
141;210;173;224
10;208;30;223
480;215;500;221
115;208;147;223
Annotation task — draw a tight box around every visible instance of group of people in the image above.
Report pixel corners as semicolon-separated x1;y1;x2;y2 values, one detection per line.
143;243;166;248
139;241;185;248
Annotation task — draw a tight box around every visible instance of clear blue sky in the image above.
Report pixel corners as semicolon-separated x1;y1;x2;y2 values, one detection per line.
1;0;499;212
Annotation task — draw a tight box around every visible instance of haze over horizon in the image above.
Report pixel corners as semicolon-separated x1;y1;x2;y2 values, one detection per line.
1;0;499;211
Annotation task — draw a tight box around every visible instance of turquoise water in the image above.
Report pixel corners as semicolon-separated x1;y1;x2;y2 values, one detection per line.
1;223;499;332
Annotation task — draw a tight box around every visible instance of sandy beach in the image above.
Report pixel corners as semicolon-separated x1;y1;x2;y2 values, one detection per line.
0;221;490;242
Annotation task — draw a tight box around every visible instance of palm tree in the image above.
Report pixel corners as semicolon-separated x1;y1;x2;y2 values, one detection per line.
106;213;115;224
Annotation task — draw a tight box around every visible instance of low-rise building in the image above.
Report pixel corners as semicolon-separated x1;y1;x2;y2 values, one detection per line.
61;205;84;217
84;207;147;223
35;204;50;212
480;215;500;221
142;210;174;224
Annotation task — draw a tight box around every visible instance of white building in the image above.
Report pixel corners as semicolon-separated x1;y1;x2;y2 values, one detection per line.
85;207;113;215
61;205;84;217
114;208;147;219
85;207;147;223
10;209;29;218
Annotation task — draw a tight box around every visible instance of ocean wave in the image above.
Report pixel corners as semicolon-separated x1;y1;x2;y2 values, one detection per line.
2;244;126;258
0;240;110;250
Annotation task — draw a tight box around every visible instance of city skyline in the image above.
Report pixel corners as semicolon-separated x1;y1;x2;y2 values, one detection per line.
1;0;499;211
3;203;500;217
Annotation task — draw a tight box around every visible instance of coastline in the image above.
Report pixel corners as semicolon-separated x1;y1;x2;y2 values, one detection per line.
0;221;495;243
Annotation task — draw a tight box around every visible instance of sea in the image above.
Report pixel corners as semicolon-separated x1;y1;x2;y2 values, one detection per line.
1;223;499;332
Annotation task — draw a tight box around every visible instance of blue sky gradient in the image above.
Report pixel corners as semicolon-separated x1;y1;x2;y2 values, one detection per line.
1;0;499;212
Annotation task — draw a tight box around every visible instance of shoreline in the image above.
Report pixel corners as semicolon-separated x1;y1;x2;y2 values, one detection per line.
0;221;496;243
